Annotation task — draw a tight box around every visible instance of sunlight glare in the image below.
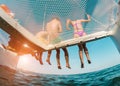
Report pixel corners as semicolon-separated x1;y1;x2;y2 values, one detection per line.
18;55;31;68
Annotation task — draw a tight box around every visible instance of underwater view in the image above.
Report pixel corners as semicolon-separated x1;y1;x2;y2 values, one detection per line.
0;64;120;86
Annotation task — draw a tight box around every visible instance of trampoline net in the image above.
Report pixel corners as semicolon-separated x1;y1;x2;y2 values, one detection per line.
0;0;118;44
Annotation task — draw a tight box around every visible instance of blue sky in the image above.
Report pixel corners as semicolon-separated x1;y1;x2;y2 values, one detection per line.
0;0;120;74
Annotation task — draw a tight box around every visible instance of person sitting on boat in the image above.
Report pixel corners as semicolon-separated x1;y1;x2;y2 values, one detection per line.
66;14;91;68
0;4;15;18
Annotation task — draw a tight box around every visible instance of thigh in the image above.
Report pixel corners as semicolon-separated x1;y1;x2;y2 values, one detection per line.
48;50;52;55
62;47;68;56
78;43;83;51
83;43;88;51
56;49;60;55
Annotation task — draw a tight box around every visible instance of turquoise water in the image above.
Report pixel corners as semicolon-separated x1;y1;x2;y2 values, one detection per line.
0;64;120;86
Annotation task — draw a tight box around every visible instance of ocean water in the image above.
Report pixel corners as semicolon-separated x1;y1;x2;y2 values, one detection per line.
0;64;120;86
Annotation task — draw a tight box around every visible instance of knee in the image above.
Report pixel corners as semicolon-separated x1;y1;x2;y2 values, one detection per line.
85;50;89;54
79;48;83;51
78;45;83;51
56;49;60;57
62;48;68;56
48;50;52;55
83;46;88;51
64;52;68;56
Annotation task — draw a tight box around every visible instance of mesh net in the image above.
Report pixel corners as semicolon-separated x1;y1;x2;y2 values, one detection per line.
0;0;118;44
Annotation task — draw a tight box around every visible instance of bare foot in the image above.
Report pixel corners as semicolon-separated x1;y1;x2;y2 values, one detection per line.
58;65;62;69
1;44;6;49
88;60;91;64
81;63;84;68
46;59;51;65
66;64;71;69
39;59;43;65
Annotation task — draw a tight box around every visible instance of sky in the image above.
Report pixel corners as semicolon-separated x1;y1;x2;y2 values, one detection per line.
0;0;120;75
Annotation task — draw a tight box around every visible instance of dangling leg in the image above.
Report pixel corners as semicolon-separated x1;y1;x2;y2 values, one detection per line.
78;43;84;68
62;47;71;69
1;44;7;49
37;51;43;65
31;50;38;60
83;43;91;64
33;50;39;60
46;50;52;65
56;49;61;69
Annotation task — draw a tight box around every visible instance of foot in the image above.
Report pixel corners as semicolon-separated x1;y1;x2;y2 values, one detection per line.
81;63;84;68
66;64;71;69
35;55;39;60
88;60;91;64
1;44;7;49
46;59;51;65
66;66;71;69
58;65;62;69
39;59;43;65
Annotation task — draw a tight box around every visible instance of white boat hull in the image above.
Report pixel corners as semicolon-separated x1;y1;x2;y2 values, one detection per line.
0;44;19;69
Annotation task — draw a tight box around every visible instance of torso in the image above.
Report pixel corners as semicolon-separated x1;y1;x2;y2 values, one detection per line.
46;19;61;43
71;20;85;37
72;20;83;32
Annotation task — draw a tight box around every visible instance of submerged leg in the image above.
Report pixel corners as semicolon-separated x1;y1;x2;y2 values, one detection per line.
62;47;71;69
46;50;52;65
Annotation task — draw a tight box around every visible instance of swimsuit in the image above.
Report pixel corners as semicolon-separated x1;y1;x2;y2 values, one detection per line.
74;31;84;36
73;22;85;36
51;37;62;44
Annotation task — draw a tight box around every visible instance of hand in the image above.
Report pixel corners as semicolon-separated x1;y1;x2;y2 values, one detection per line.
87;14;90;18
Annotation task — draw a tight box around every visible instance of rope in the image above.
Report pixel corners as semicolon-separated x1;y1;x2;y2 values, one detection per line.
73;0;117;30
42;4;47;31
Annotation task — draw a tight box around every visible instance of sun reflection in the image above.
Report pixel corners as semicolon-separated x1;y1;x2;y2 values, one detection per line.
20;55;29;63
17;54;31;68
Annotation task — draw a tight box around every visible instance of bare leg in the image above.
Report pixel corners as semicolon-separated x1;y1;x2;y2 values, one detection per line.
1;44;7;49
46;50;52;65
38;51;43;65
78;43;84;68
56;49;61;69
83;43;91;64
31;50;37;60
62;47;71;69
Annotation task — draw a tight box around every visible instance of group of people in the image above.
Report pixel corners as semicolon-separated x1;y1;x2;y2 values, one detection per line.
36;17;71;69
36;14;91;69
0;4;92;69
2;0;120;69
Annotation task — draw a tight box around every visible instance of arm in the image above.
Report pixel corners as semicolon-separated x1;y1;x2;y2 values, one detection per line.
66;19;71;30
80;14;91;22
58;21;62;33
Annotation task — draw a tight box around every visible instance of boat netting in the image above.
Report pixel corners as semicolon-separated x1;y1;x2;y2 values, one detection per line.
0;0;119;44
